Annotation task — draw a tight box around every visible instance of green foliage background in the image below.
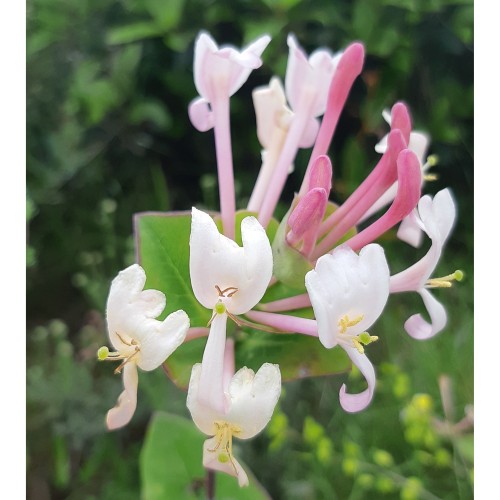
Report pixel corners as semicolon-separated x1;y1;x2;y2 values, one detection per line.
27;0;473;498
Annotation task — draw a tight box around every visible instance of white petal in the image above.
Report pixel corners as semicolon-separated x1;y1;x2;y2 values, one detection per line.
137;309;190;371
404;288;447;339
202;437;249;487
193;32;219;99
187;363;221;436
226;363;281;439
397;211;424;248
189;208;273;314
339;347;376;412
418;188;456;243
106;264;189;368
408;131;430;164
306;245;389;348
106;362;138;430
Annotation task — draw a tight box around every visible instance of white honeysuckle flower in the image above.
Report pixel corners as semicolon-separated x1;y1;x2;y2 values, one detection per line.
189;207;273;414
189;207;273;316
99;264;189;430
187;361;281;487
189;32;271;132
390;189;461;340
305;244;390;412
285;34;342;118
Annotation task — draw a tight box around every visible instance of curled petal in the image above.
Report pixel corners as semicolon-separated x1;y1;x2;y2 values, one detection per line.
106;362;138;430
404;288;447;340
202;437;249;487
189;97;214;131
189;208;272;314
339;347;376;412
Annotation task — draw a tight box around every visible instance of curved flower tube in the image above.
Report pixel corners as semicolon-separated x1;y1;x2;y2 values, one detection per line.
100;264;189;430
305;244;390;412
389;188;458;339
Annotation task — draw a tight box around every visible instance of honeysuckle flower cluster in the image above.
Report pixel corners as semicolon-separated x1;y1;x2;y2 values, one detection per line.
96;31;462;489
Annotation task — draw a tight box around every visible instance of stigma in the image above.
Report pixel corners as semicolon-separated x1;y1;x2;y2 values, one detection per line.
97;333;141;374
209;421;241;470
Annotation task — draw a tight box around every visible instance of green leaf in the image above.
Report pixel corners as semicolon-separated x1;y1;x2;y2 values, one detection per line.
140;412;270;499
135;212;208;327
235;330;351;381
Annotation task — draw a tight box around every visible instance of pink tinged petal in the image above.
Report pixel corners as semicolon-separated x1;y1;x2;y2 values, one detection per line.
339;347;376;412
193;32;219;98
300;42;365;195
245;310;318;337
344;149;422;252
298;117;320;148
189;208;272;314
198;313;228;415
202;437;249;487
306;244;390;348
312;130;406;258
136;309;190;371
106;362;138;430
404;288;447;339
418;188;456;244
188;97;214;132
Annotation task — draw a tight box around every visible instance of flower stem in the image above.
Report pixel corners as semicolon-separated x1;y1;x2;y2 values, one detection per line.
212;94;236;239
206;469;216;500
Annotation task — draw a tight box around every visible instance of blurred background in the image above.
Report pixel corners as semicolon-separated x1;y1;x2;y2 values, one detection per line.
27;0;473;498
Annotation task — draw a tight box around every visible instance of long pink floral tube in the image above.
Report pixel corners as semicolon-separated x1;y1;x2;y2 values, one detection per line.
299;43;365;196
246;310;318;337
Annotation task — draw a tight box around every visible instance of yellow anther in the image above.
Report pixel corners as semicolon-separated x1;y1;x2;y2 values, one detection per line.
352;338;365;354
426;270;464;288
338;314;364;334
424;173;438;182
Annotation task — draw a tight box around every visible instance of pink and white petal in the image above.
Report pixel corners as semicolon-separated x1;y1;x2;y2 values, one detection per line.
339;347;376;413
137;309;189;371
227;363;281;439
285;34;312;111
106;362;139;430
404;288;447;340
194;32;219;98
189;97;214;132
422;188;456;243
202;437;249;487
227;35;271;95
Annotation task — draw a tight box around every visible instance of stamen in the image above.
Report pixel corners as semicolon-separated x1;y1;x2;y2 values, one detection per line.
426;270;464;288
338;314;364;334
208;422;241;473
114;346;140;374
